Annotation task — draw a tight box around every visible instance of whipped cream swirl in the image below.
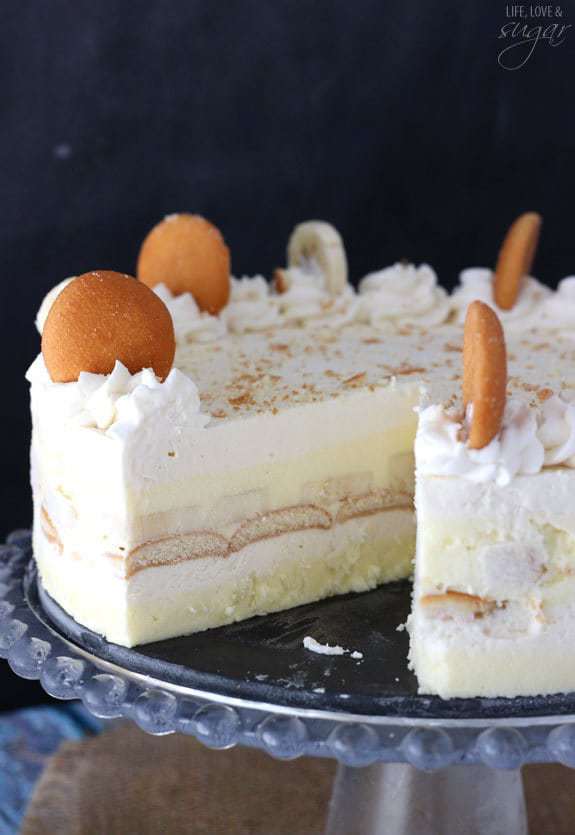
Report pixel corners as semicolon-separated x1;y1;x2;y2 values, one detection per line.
35;277;75;334
538;395;575;466
450;268;551;329
276;267;359;328
26;357;210;438
222;276;281;333
416;400;544;486
541;276;575;330
358;263;450;329
417;393;575;485
153;283;225;344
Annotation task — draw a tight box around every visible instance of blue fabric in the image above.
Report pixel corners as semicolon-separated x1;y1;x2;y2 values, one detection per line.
0;704;102;835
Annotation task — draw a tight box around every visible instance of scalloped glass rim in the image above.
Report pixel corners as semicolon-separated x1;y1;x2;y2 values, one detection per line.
3;531;575;769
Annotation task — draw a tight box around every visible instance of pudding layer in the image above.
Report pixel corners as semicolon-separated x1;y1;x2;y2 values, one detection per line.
35;505;414;646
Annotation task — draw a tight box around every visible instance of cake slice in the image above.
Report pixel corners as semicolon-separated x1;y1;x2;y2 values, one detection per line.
409;301;575;697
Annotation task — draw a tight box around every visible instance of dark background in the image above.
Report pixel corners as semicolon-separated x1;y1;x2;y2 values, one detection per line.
1;2;574;707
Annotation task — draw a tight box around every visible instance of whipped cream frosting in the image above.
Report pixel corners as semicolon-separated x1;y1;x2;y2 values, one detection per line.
35;277;75;333
358;263;450;329
35;278;225;344
541;277;575;330
152;283;225;344
416;395;575;486
276;267;360;328
26;356;210;438
538;395;575;466
222;276;281;333
450;268;551;329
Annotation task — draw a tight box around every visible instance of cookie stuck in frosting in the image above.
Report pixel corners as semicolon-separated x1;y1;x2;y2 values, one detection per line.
494;211;542;311
137;213;231;315
463;300;507;449
41;271;175;383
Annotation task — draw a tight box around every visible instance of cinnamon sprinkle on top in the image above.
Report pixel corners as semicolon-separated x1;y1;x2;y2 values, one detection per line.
537;387;553;401
343;372;366;385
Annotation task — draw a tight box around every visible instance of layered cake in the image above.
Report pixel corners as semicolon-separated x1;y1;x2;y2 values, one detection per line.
409;301;575;697
27;211;575;697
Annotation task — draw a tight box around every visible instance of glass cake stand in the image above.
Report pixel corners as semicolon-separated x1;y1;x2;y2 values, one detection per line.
2;531;575;835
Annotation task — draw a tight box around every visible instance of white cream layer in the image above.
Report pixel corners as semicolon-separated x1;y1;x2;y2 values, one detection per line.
30;352;420;564
414;467;575;602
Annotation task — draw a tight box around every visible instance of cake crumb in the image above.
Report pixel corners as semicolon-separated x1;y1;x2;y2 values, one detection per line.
303;636;345;655
303;636;364;659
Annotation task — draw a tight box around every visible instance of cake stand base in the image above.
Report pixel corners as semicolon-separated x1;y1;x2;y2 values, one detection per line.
325;763;527;835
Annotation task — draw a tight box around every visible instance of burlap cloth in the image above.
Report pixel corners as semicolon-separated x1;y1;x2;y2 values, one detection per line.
21;721;575;834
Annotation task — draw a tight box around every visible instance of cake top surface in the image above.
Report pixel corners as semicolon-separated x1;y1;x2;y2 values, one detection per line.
29;214;575;430
173;320;575;423
174;322;447;421
415;300;575;487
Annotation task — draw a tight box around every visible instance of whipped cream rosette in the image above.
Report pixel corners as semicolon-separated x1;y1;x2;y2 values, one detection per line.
358;262;450;330
153;282;226;344
276;267;360;328
415;399;544;487
538;393;575;466
450;268;550;330
540;276;575;331
222;276;281;333
26;356;209;437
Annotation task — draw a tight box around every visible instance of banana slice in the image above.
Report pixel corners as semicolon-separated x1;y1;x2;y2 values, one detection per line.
286;221;348;295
